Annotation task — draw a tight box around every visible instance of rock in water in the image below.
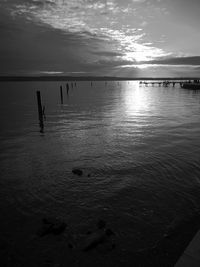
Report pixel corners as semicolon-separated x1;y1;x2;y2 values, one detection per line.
82;229;106;251
97;219;106;229
43;217;59;225
37;217;67;237
82;228;115;252
37;224;54;237
105;228;115;237
72;168;83;176
52;222;67;235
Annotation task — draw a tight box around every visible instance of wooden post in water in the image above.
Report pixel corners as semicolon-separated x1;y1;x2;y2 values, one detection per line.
37;91;43;120
36;90;44;132
60;85;63;104
66;83;69;95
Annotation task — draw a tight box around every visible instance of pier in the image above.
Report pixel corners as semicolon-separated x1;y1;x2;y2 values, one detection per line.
139;79;200;87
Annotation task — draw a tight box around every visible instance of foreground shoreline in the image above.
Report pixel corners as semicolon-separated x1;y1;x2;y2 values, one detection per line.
1;211;200;267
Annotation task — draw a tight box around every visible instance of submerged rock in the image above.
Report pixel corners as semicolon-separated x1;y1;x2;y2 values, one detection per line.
64;231;77;249
72;168;83;176
37;217;67;237
97;219;106;229
82;229;107;251
105;228;115;237
68;243;74;249
52;221;67;235
81;220;115;251
43;217;59;225
37;224;53;237
82;228;115;252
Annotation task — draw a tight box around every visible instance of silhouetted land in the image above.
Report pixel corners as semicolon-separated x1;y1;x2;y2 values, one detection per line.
0;76;200;82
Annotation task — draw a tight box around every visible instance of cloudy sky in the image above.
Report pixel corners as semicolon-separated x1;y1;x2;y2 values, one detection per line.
0;0;200;77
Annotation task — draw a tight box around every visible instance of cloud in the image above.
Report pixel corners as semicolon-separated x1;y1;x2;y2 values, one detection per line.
0;15;98;74
140;21;148;27
91;51;124;57
2;0;169;64
132;0;146;2
140;56;200;65
1;0;199;77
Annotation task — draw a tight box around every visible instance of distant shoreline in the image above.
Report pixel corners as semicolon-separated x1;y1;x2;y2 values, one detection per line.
0;76;199;82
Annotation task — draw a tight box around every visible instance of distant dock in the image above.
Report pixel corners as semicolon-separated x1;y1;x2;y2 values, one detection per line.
139;80;200;87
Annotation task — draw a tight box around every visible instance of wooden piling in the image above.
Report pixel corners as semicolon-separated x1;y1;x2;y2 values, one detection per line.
37;91;43;120
66;83;69;95
36;91;44;132
60;85;63;104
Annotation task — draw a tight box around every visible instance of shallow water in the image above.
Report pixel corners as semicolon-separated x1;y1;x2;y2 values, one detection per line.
0;80;200;265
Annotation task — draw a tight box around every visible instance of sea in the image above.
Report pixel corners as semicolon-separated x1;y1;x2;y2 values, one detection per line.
0;80;200;266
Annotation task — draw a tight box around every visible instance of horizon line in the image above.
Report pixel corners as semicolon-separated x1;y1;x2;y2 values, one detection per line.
0;76;200;82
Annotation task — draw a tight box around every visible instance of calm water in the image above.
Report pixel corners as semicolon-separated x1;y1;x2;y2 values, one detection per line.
1;81;200;265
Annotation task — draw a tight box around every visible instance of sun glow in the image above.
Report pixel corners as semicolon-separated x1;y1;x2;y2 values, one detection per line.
122;42;169;63
137;64;151;69
124;51;152;62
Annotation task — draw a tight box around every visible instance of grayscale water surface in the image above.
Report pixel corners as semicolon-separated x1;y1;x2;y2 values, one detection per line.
0;81;200;265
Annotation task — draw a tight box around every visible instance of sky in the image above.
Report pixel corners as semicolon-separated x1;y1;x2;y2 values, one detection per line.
0;0;200;77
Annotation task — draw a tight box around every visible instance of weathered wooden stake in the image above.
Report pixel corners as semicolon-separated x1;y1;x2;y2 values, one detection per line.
60;85;63;104
66;83;69;95
36;90;44;132
37;91;43;120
